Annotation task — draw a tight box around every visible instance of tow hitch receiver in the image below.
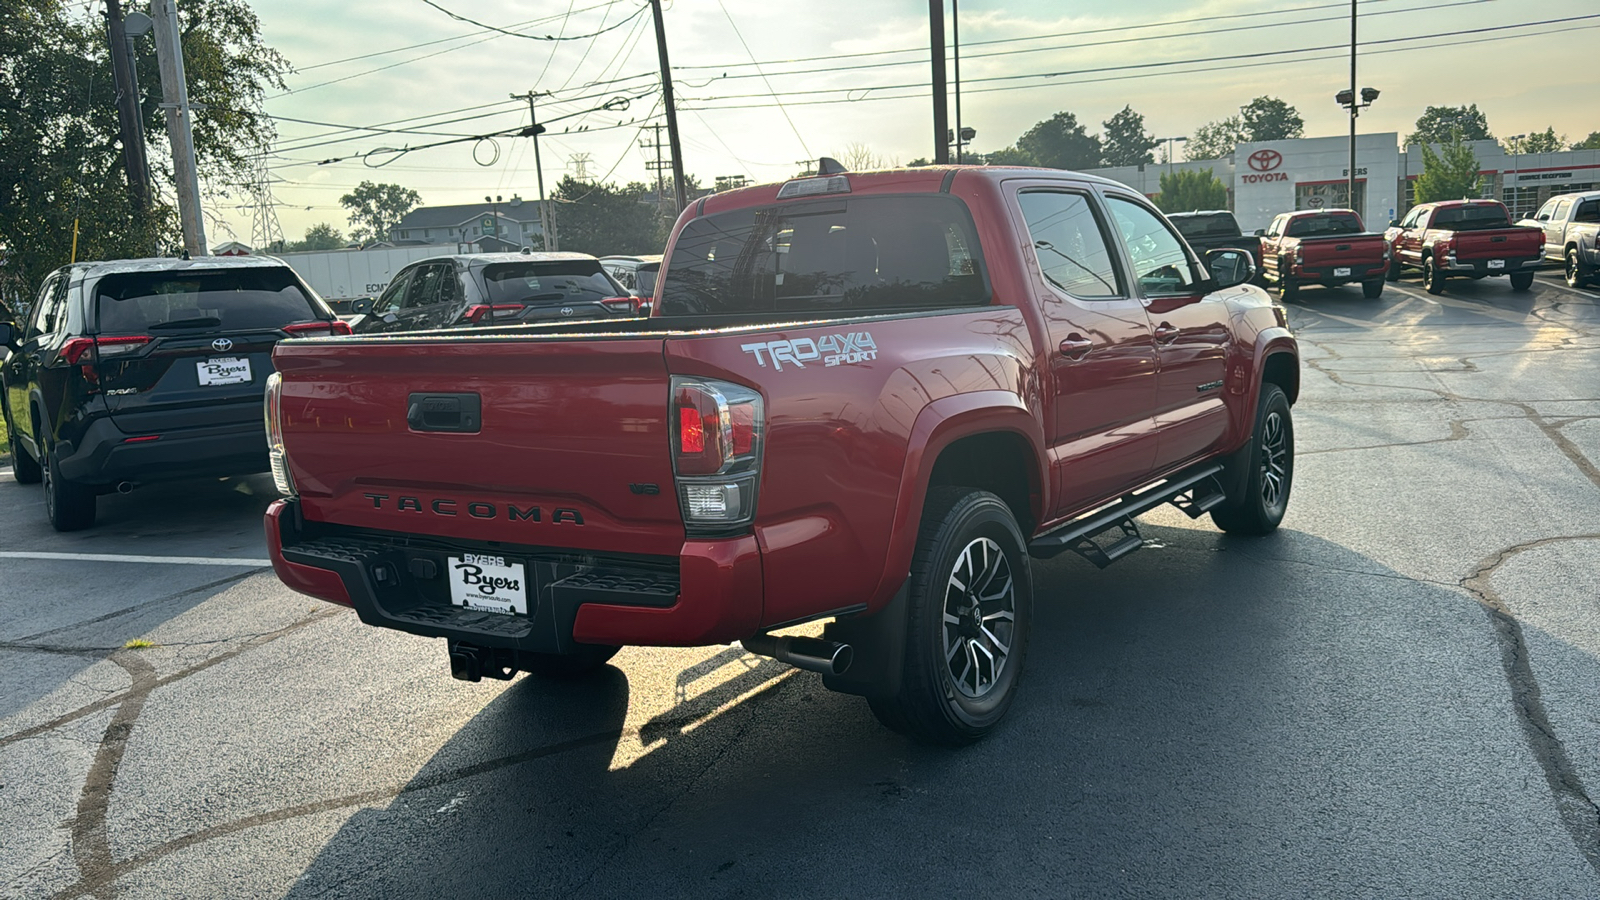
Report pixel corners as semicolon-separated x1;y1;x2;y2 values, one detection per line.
448;640;517;682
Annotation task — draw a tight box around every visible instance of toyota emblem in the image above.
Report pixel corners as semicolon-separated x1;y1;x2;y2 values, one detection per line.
1248;149;1284;172
560;307;574;317
211;337;234;352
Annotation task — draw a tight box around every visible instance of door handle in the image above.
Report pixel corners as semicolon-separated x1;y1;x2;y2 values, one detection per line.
1154;323;1180;344
1058;335;1093;359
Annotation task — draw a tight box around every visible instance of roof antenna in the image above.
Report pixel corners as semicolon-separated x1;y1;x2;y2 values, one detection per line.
181;249;191;260
816;157;849;175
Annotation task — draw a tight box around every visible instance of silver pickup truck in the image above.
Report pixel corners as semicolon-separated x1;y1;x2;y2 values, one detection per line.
1520;190;1600;288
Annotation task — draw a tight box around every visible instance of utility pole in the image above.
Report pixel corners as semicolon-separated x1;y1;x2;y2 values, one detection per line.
952;0;963;164
1348;0;1357;215
929;0;949;164
649;0;688;214
641;124;669;222
104;0;150;212
150;0;207;256
512;90;557;251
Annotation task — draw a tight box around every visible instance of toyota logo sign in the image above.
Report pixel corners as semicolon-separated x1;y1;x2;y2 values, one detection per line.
212;338;234;352
1247;149;1284;172
560;307;574;317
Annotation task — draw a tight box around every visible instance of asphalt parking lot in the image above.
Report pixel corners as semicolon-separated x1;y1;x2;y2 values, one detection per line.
3;269;1600;898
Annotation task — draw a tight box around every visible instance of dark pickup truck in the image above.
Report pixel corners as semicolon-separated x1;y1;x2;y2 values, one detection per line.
1167;210;1262;269
264;164;1300;745
1384;199;1544;294
1259;209;1390;300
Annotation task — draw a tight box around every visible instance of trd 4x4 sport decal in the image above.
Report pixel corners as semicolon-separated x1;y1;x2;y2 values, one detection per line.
741;331;878;372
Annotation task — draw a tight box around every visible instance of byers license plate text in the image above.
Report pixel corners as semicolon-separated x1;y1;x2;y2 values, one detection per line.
198;357;252;386
448;553;528;615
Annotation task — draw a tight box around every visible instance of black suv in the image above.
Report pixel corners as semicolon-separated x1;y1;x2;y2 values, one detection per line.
1;256;345;530
598;254;663;300
347;251;642;334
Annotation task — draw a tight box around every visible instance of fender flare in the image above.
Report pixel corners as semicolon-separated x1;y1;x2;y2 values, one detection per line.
864;390;1047;613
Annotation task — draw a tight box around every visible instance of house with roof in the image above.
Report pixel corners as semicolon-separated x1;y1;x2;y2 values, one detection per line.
387;195;547;249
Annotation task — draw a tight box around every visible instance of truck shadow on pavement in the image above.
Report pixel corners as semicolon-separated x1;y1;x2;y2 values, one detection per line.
259;520;1600;899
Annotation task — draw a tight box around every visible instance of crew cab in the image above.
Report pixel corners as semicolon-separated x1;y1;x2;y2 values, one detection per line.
1520;191;1600;288
1;256;345;530
264;164;1299;745
1258;209;1389;300
1166;211;1262;270
346;251;643;334
1384;199;1543;294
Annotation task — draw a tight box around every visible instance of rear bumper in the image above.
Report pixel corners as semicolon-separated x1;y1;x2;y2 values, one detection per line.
1289;262;1387;284
58;416;268;485
1443;255;1541;274
264;500;763;650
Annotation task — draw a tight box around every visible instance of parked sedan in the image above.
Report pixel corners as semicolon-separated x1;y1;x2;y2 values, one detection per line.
347;251;643;334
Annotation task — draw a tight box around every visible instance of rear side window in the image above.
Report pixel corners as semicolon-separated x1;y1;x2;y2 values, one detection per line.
1285;213;1364;237
96;268;318;334
1577;200;1600;223
480;261;622;305
1018;191;1122;299
636;264;659;296
659;195;989;316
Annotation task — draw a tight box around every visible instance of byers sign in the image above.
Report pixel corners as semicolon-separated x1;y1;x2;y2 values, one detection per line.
1242;149;1287;183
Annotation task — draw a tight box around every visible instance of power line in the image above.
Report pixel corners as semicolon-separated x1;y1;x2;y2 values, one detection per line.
295;0;625;71
419;0;647;42
714;0;810;160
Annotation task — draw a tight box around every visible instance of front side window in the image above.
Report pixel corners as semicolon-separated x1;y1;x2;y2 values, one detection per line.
1018;190;1122;299
659;194;989;316
1105;196;1203;295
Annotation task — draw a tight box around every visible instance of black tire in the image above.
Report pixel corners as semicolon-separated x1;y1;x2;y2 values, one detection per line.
8;423;42;485
1510;270;1535;292
1361;278;1384;299
867;488;1032;745
1423;256;1445;295
43;445;95;531
1278;266;1298;301
1210;384;1293;536
1565;249;1589;289
1386;258;1403;281
514;643;620;678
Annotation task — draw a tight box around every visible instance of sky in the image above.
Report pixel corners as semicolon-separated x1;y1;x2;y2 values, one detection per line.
209;0;1600;244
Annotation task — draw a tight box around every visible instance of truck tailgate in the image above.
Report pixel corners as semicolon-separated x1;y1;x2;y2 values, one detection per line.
1451;228;1543;260
273;336;683;556
1300;234;1386;266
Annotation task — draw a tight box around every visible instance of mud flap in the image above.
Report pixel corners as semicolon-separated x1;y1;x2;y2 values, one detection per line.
821;580;908;699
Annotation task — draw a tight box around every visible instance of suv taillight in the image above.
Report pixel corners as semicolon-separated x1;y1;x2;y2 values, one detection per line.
264;372;296;498
670;377;763;530
600;296;645;315
283;320;353;337
463;304;525;324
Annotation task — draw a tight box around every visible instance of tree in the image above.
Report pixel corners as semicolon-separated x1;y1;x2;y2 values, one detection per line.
1186;116;1247;160
1100;105;1157;167
835;142;894;171
983;146;1036;167
1405;104;1493;145
287;223;345;251
1153;169;1229;213
1573;132;1600;150
1512;128;1565;154
1016;112;1102;170
339;182;422;244
550;176;664;256
1240;97;1305;142
1413;134;1483;204
0;0;288;299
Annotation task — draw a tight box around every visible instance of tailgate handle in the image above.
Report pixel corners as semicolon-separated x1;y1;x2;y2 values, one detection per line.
1491;235;1506;242
407;393;481;433
1336;244;1351;251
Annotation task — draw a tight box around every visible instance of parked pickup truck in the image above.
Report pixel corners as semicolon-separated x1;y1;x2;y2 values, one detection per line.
1258;209;1389;300
1519;190;1600;288
264;164;1300;745
1384;199;1543;294
1166;210;1263;269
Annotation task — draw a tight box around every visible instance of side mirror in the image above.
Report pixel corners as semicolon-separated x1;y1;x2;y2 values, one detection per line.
349;297;373;315
1205;248;1255;290
1388;219;1400;228
381;313;399;325
1253;229;1265;237
0;322;13;347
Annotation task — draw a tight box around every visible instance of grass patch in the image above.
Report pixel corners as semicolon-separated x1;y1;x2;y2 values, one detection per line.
0;412;8;458
123;638;157;649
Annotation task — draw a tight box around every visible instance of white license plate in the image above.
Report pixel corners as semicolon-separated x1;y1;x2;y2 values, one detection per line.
1333;267;1351;277
1487;259;1505;269
447;554;528;616
197;357;251;386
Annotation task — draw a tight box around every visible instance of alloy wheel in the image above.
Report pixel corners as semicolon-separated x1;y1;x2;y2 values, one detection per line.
941;536;1016;699
1260;410;1288;510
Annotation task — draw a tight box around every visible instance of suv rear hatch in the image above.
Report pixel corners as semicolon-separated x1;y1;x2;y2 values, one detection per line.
473;260;639;323
93;266;337;434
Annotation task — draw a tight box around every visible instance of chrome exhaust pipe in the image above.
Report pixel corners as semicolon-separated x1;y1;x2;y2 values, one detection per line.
741;634;853;676
116;481;135;494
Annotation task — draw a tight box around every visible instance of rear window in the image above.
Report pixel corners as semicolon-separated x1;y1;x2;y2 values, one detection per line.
1170;214;1240;239
480;261;623;305
1431;204;1510;231
95;268;318;334
1285;213;1364;237
658;195;989;316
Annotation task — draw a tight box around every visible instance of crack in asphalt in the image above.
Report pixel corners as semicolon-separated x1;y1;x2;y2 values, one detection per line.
8;571;263;645
70;651;155;900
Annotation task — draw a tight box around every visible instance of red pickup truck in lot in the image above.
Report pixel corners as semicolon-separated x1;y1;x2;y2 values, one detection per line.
1384;199;1544;294
264;165;1300;745
1258;209;1389;300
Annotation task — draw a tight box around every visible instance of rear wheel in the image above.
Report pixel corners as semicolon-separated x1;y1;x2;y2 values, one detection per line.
8;421;41;485
1566;249;1590;289
1423;256;1445;295
868;488;1032;745
1278;261;1299;300
1510;270;1535;292
1361;279;1384;299
1386;257;1403;281
514;643;620;678
43;445;95;531
1211;384;1293;536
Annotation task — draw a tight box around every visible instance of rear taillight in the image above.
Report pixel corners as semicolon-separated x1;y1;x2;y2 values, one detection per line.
62;336;151;393
264;372;296;498
600;296;645;315
283;320;353;337
670;377;764;530
463;304;525;324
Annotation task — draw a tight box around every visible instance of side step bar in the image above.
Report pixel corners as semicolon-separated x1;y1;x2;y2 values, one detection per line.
1028;463;1227;568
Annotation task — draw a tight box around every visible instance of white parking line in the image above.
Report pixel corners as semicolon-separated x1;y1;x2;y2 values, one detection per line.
0;551;270;567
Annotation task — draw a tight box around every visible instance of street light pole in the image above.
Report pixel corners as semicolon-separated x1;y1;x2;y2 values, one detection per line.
1508;134;1526;216
485;195;501;246
929;0;949;164
952;0;963;164
1348;0;1357;216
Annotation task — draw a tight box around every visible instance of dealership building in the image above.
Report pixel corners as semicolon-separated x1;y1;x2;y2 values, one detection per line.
1087;132;1600;233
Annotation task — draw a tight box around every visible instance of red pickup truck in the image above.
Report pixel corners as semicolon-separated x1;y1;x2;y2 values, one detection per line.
1258;209;1389;300
1383;199;1543;294
263;165;1300;745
